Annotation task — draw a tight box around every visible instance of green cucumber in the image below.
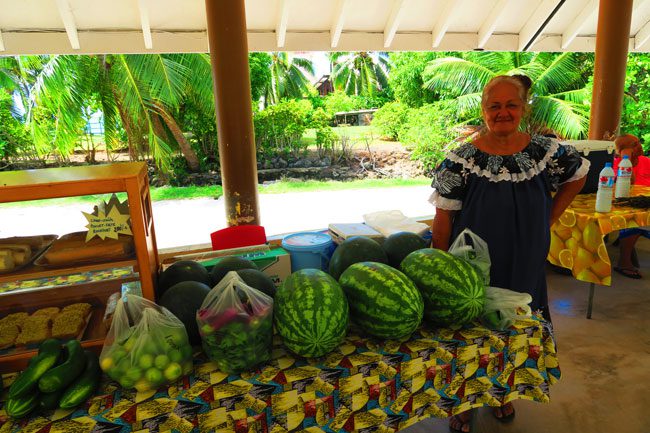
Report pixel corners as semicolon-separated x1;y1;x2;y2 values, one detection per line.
59;351;101;409
9;339;62;398
39;389;64;411
38;340;85;393
6;392;40;419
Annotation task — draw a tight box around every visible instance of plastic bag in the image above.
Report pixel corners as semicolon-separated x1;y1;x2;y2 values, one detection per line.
197;271;273;374
449;229;491;285
100;294;194;392
481;287;532;330
363;210;429;237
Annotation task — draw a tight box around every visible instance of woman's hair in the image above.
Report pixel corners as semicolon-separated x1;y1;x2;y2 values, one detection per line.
481;75;531;107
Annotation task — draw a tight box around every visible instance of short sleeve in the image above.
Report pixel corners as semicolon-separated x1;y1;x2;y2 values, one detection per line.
428;158;467;210
549;143;590;187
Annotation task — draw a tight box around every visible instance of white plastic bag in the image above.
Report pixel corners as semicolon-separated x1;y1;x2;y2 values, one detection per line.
197;271;273;374
481;287;532;330
100;294;193;392
449;229;491;285
363;210;429;237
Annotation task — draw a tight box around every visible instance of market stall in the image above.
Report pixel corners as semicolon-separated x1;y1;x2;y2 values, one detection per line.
0;316;559;432
548;185;650;318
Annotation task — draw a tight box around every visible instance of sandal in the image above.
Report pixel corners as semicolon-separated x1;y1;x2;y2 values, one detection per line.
614;266;642;279
449;412;472;433
492;403;515;422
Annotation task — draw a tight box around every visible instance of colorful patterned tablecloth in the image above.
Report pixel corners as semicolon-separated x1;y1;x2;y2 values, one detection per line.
548;185;650;286
0;267;135;295
0;316;560;433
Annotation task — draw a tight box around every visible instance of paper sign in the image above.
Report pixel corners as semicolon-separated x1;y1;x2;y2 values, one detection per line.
83;194;133;241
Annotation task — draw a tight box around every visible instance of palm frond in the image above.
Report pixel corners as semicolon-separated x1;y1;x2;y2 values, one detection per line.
422;57;495;96
531;96;589;139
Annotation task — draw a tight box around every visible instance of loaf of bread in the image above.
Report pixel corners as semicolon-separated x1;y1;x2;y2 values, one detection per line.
0;251;15;271
43;232;134;265
0;312;28;329
0;323;20;349
15;315;51;346
52;311;85;340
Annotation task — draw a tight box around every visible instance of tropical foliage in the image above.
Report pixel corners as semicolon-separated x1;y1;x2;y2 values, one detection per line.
621;53;650;150
328;52;390;96
263;52;314;107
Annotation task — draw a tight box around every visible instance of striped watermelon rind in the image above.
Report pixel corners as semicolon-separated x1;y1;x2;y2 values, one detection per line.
274;269;349;357
401;248;485;327
339;261;423;340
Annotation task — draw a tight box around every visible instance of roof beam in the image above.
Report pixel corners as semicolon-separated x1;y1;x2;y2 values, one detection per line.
276;0;289;48
137;0;153;49
431;0;459;48
633;0;650;50
477;0;509;49
331;0;347;48
384;0;406;48
55;0;80;50
0;31;4;52
518;0;564;51
561;0;597;49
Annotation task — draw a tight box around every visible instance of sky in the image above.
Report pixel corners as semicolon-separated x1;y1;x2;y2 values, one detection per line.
296;51;331;83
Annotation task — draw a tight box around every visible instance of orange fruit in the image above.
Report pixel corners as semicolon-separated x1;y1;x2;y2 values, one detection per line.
576;268;600;283
558;249;574;269
598;218;613;234
554;225;573;241
582;221;603;253
597;244;610;265
549;232;564;260
576;214;590;231
610;215;627;230
590;259;611;279
634;213;646;227
571;228;582;241
565;238;579;256
574;247;596;275
559;212;576;227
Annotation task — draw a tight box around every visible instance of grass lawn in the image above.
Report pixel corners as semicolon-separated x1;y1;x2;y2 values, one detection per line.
302;125;399;149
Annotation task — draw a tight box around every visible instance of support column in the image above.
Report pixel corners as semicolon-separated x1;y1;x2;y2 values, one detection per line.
588;0;633;140
205;0;260;226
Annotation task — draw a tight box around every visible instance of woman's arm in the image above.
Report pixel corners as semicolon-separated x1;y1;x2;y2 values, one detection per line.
550;176;586;227
431;208;456;251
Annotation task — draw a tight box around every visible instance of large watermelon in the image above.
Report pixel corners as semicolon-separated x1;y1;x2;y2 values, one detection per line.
274;269;349;357
338;262;423;340
328;237;387;280
400;248;485;327
382;231;428;268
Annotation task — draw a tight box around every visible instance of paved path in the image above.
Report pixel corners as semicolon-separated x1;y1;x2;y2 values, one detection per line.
0;186;434;249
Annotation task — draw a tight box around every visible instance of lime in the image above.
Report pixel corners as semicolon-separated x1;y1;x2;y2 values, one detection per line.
141;340;160;355
154;354;170;370
145;368;164;385
123;335;137;352
180;344;193;360
111;347;127;363
164;362;183;381
116;357;132;374
119;376;135;388
138;353;154;369
126;366;143;382
134;379;153;393
100;356;115;372
168;349;183;363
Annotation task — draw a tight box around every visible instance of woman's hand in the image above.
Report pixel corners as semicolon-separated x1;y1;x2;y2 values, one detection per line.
550;176;587;228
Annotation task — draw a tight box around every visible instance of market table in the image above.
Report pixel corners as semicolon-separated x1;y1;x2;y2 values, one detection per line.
0;316;559;433
548;185;650;318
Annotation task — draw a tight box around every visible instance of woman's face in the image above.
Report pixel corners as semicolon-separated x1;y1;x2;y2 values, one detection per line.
482;82;524;136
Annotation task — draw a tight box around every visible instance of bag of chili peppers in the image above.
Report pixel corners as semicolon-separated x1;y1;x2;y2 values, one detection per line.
196;271;273;374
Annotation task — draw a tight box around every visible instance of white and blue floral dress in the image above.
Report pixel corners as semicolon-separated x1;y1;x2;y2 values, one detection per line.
430;135;589;313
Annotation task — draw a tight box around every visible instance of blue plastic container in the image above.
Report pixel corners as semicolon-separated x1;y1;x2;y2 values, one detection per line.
282;232;334;273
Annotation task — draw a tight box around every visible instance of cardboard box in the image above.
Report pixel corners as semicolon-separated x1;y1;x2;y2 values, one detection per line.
198;247;291;286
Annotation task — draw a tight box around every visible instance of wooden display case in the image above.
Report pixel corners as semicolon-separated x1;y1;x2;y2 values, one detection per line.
0;162;160;371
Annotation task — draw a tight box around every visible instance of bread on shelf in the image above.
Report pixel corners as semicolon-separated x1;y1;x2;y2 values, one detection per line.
51;311;85;340
0;323;20;349
15;315;51;346
42;232;134;266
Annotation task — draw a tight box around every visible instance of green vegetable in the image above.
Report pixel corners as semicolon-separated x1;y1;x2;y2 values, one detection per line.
328;236;387;280
6;392;40;418
38;339;85;393
39;389;64;411
9;338;62;398
59;350;101;409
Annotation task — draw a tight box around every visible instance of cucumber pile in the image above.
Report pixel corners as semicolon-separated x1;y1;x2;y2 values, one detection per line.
6;339;101;419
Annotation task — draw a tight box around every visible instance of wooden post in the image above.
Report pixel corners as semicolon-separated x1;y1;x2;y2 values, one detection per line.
204;0;260;226
588;0;633;140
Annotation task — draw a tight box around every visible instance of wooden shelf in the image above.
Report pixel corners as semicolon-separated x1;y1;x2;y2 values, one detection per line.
0;258;138;284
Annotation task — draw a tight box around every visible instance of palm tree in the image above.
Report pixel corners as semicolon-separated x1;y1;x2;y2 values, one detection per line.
421;52;591;139
328;52;390;96
264;52;315;106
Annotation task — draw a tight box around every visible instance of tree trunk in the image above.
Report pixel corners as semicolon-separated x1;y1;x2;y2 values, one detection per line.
114;97;143;161
155;105;200;172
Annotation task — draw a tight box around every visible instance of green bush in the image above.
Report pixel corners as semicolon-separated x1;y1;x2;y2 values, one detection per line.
254;99;312;157
0;92;30;161
323;91;363;117
371;101;409;140
399;102;461;172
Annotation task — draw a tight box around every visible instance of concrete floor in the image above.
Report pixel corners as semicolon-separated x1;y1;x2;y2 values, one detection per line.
405;239;650;433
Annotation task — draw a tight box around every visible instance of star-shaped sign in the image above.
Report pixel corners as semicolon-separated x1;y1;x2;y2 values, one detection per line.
83;196;133;241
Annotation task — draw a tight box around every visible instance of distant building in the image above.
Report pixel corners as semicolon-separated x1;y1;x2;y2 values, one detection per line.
315;75;334;96
334;109;377;126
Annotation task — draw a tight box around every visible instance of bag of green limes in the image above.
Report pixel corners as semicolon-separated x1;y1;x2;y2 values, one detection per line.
99;294;194;392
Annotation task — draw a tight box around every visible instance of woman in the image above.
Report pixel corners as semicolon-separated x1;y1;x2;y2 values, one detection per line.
429;75;588;432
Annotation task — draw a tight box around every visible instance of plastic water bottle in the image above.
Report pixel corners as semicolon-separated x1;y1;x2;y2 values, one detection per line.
615;155;633;198
595;162;615;213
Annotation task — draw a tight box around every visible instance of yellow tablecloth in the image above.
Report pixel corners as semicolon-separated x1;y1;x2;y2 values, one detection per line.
0;317;560;433
549;185;650;285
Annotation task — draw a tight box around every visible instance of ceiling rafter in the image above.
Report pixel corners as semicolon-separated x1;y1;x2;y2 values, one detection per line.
561;0;597;49
431;0;460;48
276;0;289;48
55;0;80;50
518;0;562;51
0;30;5;52
384;0;406;48
330;0;347;48
137;0;153;49
477;0;510;49
632;0;650;50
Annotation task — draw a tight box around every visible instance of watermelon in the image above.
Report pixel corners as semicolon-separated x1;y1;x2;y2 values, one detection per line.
382;231;428;268
157;260;211;298
400;248;485;327
338;262;423;340
159;280;211;345
236;268;276;298
328;237;387;280
210;256;258;286
274;269;349;357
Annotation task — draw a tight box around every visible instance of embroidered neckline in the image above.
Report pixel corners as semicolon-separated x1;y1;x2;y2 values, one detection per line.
448;135;559;183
